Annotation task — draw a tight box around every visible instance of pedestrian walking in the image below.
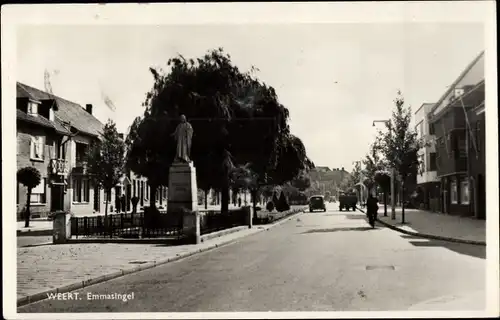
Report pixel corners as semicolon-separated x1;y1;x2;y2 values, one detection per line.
366;194;379;228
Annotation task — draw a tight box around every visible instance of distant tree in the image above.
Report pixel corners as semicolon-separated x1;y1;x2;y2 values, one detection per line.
17;167;41;228
291;171;311;191
377;91;424;223
86;119;126;226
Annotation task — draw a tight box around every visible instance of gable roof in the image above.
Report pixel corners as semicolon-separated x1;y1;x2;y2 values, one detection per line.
17;82;104;137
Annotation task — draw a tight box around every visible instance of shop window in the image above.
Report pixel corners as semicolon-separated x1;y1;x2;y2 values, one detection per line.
460;180;470;205
450;179;458;204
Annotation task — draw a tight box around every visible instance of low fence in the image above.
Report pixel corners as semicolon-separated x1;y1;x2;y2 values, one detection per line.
70;210;183;239
199;208;249;235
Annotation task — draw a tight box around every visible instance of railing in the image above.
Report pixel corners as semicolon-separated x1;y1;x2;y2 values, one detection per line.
70;210;183;239
199;209;248;235
49;159;69;175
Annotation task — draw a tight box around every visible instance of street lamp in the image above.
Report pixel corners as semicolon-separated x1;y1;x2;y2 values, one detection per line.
372;120;396;220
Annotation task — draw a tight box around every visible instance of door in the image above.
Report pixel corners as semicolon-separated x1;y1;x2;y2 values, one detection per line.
50;185;64;212
93;185;100;212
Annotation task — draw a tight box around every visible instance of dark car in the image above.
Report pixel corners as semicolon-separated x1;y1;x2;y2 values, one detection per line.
309;195;326;212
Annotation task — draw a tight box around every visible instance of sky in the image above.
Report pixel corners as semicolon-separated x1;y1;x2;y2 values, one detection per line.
16;22;485;171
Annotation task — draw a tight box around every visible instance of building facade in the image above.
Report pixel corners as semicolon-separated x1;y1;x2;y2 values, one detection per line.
16;82;104;219
415;103;440;211
428;51;485;218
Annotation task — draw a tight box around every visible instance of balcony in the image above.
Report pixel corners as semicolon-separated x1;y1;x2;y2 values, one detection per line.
49;159;69;175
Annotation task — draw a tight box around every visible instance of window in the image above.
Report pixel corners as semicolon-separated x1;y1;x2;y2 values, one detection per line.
75;143;88;165
418;154;425;173
28;102;38;116
460;180;470;205
450;179;458;204
429;153;437;171
31;178;46;204
17;182;19;204
30;136;44;160
429;123;435;135
73;177;90;203
457;134;467;158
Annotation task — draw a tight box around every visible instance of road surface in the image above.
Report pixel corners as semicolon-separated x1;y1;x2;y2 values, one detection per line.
18;202;485;312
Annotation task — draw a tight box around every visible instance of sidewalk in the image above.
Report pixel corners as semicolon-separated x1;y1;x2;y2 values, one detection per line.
17;220;53;235
377;208;485;245
16;209;305;307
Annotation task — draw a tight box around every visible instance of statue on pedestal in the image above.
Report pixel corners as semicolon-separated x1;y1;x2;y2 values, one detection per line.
171;115;194;163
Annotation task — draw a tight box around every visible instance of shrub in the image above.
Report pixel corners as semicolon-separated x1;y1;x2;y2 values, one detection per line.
276;191;290;212
266;201;275;212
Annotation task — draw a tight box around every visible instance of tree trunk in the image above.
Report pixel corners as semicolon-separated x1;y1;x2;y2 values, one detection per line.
221;185;230;215
401;183;406;224
251;188;258;221
105;188;110;237
204;189;208;209
24;187;32;228
383;191;388;216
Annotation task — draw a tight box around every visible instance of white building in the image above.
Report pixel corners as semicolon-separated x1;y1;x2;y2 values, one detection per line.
415;102;440;211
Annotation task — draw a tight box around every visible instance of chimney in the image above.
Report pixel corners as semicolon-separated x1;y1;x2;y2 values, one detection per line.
85;104;93;114
341;167;344;171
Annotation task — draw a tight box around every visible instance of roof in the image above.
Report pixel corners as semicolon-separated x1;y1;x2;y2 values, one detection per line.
414;103;435;115
17;82;104;137
428;50;485;118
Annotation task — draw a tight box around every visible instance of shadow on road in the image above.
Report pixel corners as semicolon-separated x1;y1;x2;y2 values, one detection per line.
400;234;486;259
301;226;375;234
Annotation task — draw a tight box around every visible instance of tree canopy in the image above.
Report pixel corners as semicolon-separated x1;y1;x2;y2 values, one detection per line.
126;48;313;213
86;119;126;216
376;91;424;220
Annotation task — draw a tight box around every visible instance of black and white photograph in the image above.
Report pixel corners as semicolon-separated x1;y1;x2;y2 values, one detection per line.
2;2;498;318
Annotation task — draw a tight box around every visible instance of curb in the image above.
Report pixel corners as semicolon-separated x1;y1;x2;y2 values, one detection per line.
17;229;53;237
376;218;486;246
17;209;305;308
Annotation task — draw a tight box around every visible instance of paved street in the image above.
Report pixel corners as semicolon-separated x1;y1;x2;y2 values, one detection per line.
18;202;485;313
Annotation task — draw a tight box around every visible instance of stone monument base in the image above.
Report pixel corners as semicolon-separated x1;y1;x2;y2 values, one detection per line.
168;161;198;214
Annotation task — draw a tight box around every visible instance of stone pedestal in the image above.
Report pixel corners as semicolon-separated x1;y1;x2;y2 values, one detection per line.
168;161;198;213
183;211;200;244
53;211;72;244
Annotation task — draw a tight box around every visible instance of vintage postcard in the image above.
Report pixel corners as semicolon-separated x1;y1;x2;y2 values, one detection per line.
2;2;498;319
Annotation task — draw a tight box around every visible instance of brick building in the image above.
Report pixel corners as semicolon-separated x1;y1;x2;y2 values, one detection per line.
428;51;485;218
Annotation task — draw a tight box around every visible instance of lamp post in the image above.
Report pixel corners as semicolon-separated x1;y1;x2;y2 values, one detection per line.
373;120;396;220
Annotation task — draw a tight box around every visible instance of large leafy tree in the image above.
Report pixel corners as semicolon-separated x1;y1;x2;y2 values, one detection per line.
130;48;312;215
291;170;312;191
86;119;126;223
17;166;41;227
377;91;424;223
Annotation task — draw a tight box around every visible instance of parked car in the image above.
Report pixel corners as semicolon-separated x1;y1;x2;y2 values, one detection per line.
309;195;326;212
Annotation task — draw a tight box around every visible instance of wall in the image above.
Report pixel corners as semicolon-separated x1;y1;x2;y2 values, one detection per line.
66;133;98;216
415;103;438;185
17;123;61;219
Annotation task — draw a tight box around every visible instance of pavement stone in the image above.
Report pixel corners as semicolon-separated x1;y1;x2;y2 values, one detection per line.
376;208;485;244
